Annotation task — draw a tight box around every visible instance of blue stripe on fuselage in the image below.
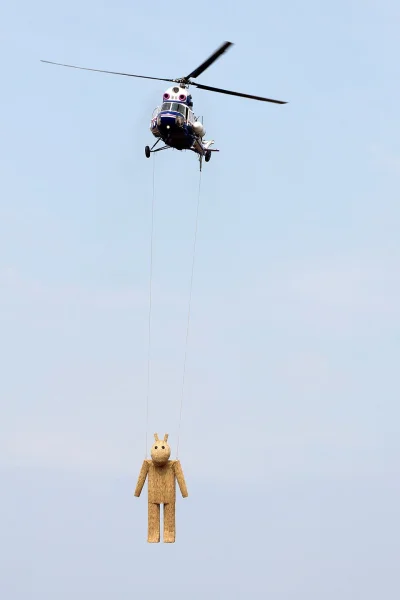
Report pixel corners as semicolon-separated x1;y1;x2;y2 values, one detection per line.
159;111;183;118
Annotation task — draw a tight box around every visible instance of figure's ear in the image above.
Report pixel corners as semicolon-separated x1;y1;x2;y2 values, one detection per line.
154;433;159;441
163;433;169;442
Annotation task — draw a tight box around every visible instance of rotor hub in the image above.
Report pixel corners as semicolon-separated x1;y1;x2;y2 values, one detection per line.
174;78;190;87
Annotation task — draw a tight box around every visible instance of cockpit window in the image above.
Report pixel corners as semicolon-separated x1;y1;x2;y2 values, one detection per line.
161;102;187;118
171;103;187;116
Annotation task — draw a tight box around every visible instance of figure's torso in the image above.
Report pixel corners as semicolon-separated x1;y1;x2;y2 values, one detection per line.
147;460;176;504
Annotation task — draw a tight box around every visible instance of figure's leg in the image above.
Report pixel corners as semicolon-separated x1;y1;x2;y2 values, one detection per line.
148;503;160;543
163;503;176;543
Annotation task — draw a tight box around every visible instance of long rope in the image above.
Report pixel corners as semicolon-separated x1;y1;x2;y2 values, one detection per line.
176;169;202;458
145;153;156;458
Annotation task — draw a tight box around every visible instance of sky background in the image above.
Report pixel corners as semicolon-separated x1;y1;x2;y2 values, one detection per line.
1;0;399;598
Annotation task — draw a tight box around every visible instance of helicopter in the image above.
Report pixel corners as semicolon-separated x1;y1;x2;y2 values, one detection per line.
41;41;287;170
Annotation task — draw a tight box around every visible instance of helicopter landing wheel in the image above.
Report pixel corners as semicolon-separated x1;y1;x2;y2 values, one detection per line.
205;150;211;162
145;146;151;158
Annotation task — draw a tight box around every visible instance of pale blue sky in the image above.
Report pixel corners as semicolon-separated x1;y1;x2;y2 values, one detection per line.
1;0;399;598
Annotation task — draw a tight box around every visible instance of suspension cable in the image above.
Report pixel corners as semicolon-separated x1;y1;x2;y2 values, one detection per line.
176;170;202;458
145;153;156;458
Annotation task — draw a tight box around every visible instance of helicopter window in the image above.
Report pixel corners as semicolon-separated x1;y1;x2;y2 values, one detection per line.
161;102;172;111
171;102;187;117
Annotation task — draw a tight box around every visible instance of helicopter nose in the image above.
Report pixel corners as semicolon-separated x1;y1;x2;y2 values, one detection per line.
157;113;178;130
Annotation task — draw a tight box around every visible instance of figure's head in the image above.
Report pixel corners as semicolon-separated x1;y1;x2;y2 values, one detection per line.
151;433;171;466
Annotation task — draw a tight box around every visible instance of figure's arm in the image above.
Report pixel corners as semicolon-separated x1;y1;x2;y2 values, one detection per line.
134;460;149;497
173;460;188;498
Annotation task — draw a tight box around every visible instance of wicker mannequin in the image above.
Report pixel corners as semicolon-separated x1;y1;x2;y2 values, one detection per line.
134;433;188;543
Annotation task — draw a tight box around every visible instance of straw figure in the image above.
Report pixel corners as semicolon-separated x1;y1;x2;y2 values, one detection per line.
134;433;188;543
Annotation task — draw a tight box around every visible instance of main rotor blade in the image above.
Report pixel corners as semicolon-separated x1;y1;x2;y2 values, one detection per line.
40;60;175;83
194;82;287;104
185;41;233;80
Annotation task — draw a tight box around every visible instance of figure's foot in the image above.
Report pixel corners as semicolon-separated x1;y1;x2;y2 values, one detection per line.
164;533;175;543
147;536;160;543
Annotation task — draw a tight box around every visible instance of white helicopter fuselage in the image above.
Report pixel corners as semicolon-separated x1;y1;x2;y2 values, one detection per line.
149;85;207;151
